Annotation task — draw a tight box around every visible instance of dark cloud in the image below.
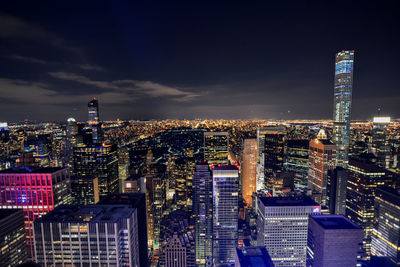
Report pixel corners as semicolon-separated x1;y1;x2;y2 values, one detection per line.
0;1;399;121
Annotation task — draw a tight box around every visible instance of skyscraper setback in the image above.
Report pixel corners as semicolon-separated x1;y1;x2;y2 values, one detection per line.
332;50;355;168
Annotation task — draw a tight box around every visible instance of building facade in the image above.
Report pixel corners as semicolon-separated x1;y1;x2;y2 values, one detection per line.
193;162;213;266
371;187;400;265
332;50;355;168
34;204;140;267
212;165;239;266
256;196;320;267
0;209;27;266
242;139;257;206
307;138;336;205
204;132;229;166
346;160;394;260
0;167;71;258
284;139;309;190
307;215;363;267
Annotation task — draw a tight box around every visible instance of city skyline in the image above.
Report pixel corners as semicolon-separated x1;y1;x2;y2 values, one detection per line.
1;2;400;121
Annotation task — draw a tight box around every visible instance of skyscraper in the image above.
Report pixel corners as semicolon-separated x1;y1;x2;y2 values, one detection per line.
100;193;149;267
242;139;257;206
204;132;229;166
307;137;337;205
256;196;320;267
346;159;394;260
371;187;400;265
212;165;239;266
73;143;119;200
33;204;140;267
371;117;391;169
256;126;285;193
193;162;213;266
0;167;71;258
307;215;363;267
332;50;355;168
0;209;27;266
326;167;348;214
284;139;309;190
87;98;102;144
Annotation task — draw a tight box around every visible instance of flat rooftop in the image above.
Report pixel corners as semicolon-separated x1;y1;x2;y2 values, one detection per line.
0;167;65;174
212;165;239;171
259;196;318;207
36;204;135;223
311;215;361;230
236;246;274;267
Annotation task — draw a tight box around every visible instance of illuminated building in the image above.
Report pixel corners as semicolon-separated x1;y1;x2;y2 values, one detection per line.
0;167;71;258
193;162;213;266
124;174;146;193
256;126;285;193
0;209;27;266
371;187;400;265
332;50;355;168
70;176;99;204
212;165;239;266
242;139;257;206
101;193;149;267
73;143;118;199
235;246;275;267
204;132;229;165
371;117;391;169
173;158;189;209
346;160;394;260
118;146;130;192
326;167;348;214
146;172;166;250
284;139;309;190
307;215;363;267
23;134;51;167
256;196;320;267
87;98;102;144
307;136;336;205
33;204;140;267
160;210;195;267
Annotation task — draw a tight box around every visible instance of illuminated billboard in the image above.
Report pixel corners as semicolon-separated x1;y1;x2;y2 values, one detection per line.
373;117;391;123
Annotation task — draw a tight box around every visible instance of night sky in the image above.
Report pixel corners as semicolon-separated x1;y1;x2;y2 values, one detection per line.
0;1;399;122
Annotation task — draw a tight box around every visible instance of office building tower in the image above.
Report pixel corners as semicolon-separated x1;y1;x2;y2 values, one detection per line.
371;187;400;265
204;132;229;165
193;162;213;266
87;98;102;143
0;209;27;266
346;159;394;260
235;246;275;267
307;215;363;267
371;117;391;169
256;126;285;193
64;117;78;169
118;146;131;192
34;204;140;267
0;167;71;258
101;193;149;267
307;137;337;205
70;176;99;204
212;165;239;266
256;196;320;267
160;210;195;267
326;167;348;214
332;50;355;168
172;158;189;208
284;139;309;190
165;234;189;267
242;139;258;206
146;173;166;250
73;143;118;200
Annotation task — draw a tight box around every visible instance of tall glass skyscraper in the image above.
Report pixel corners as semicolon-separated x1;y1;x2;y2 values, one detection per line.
212;165;239;266
332;50;355;168
193;162;213;266
88;98;102;144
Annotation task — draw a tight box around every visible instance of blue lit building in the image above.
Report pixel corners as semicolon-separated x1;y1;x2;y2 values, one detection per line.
212;165;239;266
193;161;213;266
332;50;355;168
